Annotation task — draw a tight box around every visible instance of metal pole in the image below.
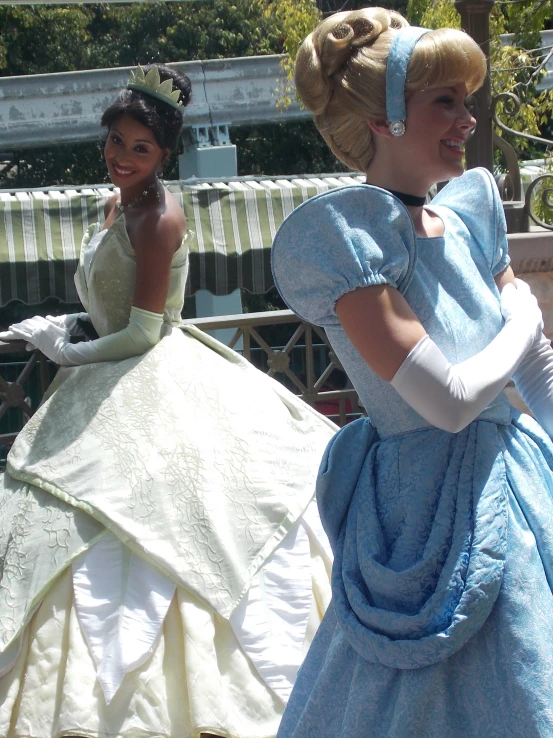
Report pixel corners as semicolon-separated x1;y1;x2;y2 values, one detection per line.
454;0;496;172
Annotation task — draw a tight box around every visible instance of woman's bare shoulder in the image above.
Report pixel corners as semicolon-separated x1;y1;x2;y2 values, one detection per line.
104;192;120;220
162;190;187;241
129;192;186;257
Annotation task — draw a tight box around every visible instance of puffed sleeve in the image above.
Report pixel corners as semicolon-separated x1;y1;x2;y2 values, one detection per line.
271;186;417;327
431;168;510;276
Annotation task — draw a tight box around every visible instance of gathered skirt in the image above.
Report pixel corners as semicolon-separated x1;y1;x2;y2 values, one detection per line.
0;326;336;738
278;410;553;738
0;526;331;738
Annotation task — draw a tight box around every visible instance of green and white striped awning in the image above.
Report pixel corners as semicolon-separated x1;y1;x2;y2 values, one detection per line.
0;175;363;305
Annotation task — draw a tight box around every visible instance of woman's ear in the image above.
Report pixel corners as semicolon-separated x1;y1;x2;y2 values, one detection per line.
367;118;394;139
159;148;171;172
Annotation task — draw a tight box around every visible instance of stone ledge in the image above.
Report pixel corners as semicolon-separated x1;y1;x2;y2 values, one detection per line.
509;230;553;274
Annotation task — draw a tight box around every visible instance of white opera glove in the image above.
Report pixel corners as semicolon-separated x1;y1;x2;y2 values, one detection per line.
500;278;536;322
60;306;164;366
0;313;88;345
0;316;71;360
44;312;90;337
0;315;68;345
0;307;163;366
511;332;553;438
499;278;553;437
391;282;543;433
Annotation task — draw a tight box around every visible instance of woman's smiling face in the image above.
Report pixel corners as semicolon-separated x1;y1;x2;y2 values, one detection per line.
104;114;168;191
399;82;477;188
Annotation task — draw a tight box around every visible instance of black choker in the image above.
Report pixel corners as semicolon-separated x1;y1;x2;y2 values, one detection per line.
387;189;426;207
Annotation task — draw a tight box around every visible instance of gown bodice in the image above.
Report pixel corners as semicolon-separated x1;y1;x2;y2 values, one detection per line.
273;168;512;438
74;209;189;338
324;205;512;437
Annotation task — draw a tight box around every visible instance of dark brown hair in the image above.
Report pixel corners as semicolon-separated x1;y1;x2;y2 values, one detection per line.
101;64;192;151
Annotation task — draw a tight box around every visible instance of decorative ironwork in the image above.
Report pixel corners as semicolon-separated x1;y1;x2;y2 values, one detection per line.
525;174;553;230
492;92;553;149
491;92;553;231
493;131;522;201
0;341;50;446
267;349;291;373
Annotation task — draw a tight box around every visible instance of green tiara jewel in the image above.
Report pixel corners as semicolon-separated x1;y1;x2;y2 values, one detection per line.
127;65;184;111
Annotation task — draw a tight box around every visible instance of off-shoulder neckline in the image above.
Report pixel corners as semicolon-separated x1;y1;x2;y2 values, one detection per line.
96;208;188;259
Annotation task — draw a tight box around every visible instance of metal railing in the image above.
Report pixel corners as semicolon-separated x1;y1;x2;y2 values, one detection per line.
0;309;364;450
0;345;53;447
492;93;553;232
455;0;552;233
0;56;309;150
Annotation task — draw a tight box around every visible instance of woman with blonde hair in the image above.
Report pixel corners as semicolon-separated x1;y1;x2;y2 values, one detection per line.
273;7;553;736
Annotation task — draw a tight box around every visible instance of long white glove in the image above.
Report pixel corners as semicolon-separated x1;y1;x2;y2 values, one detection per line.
44;312;91;337
0;307;163;366
505;279;553;438
390;281;543;433
0;314;69;355
0;312;89;343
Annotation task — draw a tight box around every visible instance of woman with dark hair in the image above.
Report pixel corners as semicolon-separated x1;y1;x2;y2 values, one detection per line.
102;63;191;149
0;64;334;738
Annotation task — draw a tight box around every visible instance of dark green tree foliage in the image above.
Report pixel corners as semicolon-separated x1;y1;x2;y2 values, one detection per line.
2;142;107;190
0;2;285;74
233;119;349;176
504;0;552;48
0;7;91;75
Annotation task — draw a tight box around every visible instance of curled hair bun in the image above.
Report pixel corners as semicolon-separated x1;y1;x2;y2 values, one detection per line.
322;13;383;76
321;8;407;77
295;8;408;115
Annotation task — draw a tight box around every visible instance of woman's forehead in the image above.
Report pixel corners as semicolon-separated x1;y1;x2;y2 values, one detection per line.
111;114;158;144
409;82;469;97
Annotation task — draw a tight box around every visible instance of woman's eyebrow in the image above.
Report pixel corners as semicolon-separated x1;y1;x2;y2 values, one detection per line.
110;128;153;145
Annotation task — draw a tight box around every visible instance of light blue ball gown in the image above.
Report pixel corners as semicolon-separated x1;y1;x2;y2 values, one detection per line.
272;168;553;737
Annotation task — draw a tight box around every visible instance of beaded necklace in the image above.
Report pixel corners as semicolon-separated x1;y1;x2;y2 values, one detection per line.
117;180;162;211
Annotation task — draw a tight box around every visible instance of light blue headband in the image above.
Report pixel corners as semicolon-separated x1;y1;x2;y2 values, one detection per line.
386;26;430;136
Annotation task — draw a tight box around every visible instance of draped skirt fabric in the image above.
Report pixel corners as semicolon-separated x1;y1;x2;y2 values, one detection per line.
278;410;553;738
0;531;331;738
0;327;336;738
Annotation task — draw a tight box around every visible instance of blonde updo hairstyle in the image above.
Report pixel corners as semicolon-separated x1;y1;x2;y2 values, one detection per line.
295;7;487;172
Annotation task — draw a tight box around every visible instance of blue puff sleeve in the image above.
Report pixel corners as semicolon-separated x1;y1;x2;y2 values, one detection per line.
431;167;510;276
271;186;417;327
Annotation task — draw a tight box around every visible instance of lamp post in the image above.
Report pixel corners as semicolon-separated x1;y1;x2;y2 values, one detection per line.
454;0;496;173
